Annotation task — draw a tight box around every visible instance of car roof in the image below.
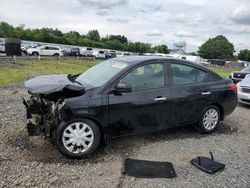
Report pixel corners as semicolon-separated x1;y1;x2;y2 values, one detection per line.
114;56;172;62
114;56;197;66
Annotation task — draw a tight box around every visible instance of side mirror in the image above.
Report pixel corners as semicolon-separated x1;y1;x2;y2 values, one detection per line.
112;82;132;94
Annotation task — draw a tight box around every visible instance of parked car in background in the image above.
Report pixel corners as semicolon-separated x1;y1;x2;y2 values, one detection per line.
116;52;123;57
23;56;237;159
96;50;106;59
70;47;80;56
26;45;63;56
106;50;117;58
229;65;250;83
80;47;95;57
0;43;5;53
237;75;250;105
21;44;40;55
62;47;71;56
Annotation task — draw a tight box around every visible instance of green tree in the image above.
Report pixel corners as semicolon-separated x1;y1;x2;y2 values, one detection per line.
63;31;81;44
238;49;250;61
126;42;151;53
105;39;123;50
198;35;235;60
0;21;171;53
153;44;169;54
108;35;128;44
0;22;17;37
86;30;100;41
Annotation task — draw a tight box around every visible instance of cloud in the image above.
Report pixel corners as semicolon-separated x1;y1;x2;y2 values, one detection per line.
222;26;250;35
107;17;129;23
78;0;128;10
1;0;250;52
139;4;161;13
78;0;129;18
231;6;250;25
145;30;164;37
166;13;203;26
175;30;196;38
96;9;110;16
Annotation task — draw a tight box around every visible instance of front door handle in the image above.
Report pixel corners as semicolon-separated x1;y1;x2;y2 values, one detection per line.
154;97;167;101
201;91;211;95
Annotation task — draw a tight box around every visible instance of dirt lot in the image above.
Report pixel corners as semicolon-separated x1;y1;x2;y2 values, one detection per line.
0;86;250;188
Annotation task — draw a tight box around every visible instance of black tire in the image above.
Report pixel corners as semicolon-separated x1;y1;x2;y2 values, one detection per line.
32;52;39;56
198;105;220;133
56;118;101;159
53;53;59;57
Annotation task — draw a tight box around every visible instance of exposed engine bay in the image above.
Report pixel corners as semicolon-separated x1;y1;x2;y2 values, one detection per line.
23;74;86;139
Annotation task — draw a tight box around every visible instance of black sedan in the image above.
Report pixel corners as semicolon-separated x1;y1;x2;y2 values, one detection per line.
24;56;237;159
229;65;250;83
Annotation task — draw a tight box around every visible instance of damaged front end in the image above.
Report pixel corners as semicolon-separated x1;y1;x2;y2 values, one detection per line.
23;95;64;138
23;74;86;139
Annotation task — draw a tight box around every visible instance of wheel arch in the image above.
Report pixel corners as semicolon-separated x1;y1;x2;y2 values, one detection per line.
32;51;39;55
209;103;224;120
82;116;107;146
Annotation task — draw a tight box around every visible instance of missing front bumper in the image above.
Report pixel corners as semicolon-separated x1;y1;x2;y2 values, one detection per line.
27;121;42;136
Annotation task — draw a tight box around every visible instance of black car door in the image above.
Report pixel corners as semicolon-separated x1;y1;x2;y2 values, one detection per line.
107;62;173;137
168;62;212;126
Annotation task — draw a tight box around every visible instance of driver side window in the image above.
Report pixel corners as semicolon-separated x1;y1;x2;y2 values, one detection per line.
119;63;164;91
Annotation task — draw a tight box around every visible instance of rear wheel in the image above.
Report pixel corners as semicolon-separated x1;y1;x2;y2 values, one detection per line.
53;53;59;57
56;118;101;159
198;105;220;133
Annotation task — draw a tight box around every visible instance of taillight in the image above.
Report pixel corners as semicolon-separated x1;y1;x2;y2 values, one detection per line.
228;83;237;91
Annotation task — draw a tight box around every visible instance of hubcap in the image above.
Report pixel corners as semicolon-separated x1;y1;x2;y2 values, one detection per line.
203;109;219;130
62;122;94;154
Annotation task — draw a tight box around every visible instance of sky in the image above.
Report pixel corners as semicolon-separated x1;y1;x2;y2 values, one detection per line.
0;0;250;52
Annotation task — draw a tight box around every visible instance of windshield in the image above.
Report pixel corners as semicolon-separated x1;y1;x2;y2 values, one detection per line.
76;60;128;87
241;65;250;72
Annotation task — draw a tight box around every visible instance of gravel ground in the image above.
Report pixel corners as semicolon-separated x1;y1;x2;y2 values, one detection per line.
0;86;250;188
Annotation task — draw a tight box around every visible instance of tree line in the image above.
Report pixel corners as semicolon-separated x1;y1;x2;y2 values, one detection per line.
0;22;169;54
1;21;250;61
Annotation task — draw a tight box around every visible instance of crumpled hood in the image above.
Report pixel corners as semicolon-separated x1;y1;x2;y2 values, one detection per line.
25;74;85;94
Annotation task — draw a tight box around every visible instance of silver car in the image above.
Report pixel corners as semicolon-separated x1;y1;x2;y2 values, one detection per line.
237;75;250;105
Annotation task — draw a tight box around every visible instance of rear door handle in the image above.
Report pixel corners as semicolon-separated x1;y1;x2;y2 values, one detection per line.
201;91;211;95
154;97;167;101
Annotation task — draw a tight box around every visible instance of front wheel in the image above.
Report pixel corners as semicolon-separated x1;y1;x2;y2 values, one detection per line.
32;52;39;56
198;105;220;133
56;118;101;159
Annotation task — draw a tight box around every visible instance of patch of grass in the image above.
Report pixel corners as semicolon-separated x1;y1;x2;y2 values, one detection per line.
0;59;99;85
208;66;241;77
0;59;242;85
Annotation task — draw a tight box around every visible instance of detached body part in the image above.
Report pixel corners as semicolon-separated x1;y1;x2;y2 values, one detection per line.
23;56;237;159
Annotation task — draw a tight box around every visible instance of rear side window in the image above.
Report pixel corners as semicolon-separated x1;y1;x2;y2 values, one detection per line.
171;63;207;86
46;47;59;50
